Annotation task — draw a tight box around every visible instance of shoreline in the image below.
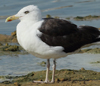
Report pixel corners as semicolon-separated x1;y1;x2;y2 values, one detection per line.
0;69;100;86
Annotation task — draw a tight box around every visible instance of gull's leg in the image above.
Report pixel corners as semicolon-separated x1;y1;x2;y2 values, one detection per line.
44;59;50;83
33;59;50;83
51;59;56;83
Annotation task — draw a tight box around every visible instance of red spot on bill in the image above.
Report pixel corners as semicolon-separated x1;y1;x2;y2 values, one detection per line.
8;20;12;22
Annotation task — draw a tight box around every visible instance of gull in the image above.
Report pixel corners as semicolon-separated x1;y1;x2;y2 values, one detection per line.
6;5;100;83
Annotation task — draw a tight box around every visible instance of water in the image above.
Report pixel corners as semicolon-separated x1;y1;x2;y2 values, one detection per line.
0;54;100;76
0;0;100;76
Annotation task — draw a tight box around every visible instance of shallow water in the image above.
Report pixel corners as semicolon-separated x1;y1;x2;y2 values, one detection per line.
0;53;100;76
0;0;100;76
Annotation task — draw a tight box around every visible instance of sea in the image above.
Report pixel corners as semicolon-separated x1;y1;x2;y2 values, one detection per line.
0;0;100;76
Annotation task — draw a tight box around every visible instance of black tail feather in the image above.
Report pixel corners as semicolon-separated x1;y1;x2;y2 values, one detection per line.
93;38;100;43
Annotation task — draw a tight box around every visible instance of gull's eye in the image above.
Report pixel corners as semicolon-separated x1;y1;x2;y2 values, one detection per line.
24;11;29;14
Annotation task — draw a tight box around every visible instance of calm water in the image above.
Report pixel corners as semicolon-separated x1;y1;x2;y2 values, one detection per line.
0;54;100;76
0;0;100;76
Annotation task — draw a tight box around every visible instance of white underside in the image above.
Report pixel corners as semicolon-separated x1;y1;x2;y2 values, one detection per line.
16;20;94;59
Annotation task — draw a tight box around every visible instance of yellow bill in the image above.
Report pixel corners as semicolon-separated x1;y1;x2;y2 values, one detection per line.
5;15;19;22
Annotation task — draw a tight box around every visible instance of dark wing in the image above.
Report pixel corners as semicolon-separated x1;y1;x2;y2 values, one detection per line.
39;18;78;36
38;18;100;53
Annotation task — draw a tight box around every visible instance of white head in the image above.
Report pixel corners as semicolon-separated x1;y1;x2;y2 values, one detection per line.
6;5;42;22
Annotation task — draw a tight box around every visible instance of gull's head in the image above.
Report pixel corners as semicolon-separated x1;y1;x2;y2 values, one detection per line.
6;5;42;22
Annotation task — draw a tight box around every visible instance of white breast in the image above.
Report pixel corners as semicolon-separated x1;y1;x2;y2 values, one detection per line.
16;20;67;59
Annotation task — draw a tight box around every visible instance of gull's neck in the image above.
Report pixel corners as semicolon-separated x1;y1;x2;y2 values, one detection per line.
17;17;43;34
21;18;42;24
20;18;42;28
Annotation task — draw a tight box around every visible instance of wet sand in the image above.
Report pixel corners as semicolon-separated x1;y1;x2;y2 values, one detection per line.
0;69;100;86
